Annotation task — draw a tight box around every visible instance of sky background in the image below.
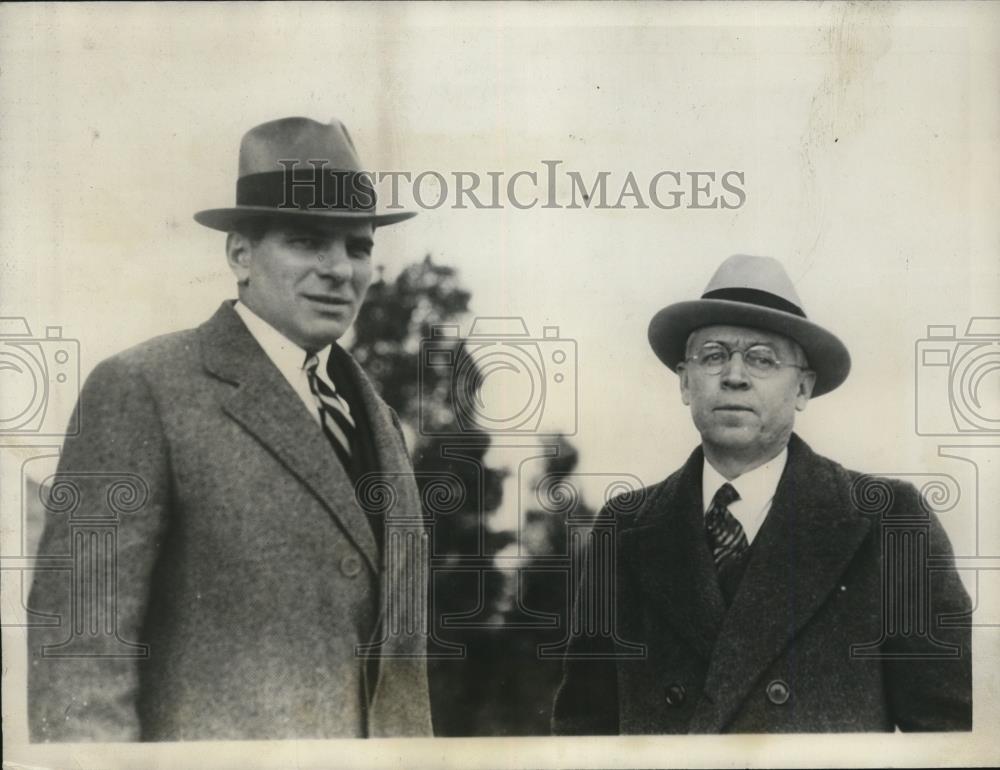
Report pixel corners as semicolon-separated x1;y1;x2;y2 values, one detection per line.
2;3;998;766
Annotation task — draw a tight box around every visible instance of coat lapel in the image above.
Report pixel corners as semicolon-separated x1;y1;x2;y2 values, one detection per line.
333;347;415;489
690;434;873;732
624;445;726;661
198;302;380;574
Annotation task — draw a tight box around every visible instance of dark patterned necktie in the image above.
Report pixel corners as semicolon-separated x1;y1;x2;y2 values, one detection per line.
705;482;749;572
304;353;356;471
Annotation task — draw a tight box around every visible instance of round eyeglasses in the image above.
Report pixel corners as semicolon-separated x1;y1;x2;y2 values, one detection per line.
684;342;808;378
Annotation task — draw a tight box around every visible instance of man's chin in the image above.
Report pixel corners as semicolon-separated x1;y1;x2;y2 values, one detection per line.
301;320;351;349
703;425;758;451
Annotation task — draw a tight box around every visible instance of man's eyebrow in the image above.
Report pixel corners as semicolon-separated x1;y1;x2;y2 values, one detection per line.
347;234;375;250
699;338;778;349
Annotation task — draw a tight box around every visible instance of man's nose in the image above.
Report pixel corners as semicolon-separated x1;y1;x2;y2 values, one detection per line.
315;241;352;280
720;351;751;388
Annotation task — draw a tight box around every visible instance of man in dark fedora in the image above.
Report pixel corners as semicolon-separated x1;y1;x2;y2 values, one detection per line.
553;254;972;733
28;117;432;740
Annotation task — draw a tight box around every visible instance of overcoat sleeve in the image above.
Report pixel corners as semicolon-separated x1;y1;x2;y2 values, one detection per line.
28;356;171;742
882;482;973;731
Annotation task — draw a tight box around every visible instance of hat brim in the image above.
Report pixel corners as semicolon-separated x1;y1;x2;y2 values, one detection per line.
193;206;416;232
647;299;851;397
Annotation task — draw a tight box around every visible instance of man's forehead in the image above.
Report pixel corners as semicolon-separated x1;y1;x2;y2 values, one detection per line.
690;324;794;350
266;218;374;239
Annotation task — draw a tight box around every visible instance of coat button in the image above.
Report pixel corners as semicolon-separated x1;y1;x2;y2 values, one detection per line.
766;679;790;705
664;683;686;707
339;555;362;577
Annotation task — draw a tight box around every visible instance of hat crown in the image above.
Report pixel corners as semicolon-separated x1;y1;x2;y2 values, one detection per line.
702;254;804;311
237;116;363;177
193;115;417;231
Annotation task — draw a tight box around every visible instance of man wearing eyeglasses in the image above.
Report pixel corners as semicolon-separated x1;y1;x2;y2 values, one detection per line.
552;254;972;734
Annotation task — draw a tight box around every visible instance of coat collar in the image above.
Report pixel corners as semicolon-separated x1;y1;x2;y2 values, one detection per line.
197;301;382;574
623;443;727;661
689;433;873;732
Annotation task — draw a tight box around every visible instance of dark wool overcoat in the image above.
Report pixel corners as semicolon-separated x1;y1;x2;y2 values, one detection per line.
552;434;972;734
28;302;432;741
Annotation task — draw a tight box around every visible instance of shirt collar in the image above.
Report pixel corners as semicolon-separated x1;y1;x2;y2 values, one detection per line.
233;301;332;379
702;447;788;543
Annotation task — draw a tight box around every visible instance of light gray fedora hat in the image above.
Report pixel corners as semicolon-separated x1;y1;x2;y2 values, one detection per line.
647;254;851;397
194;116;415;231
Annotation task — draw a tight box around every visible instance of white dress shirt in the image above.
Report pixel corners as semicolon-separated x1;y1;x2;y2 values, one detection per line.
702;447;788;545
234;301;336;426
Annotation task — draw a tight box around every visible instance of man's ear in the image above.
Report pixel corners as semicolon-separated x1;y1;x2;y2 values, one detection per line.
226;232;252;285
795;369;817;411
679;365;692;406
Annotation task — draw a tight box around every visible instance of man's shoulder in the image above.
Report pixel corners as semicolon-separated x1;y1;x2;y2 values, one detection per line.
593;442;705;529
81;309;239;401
599;468;686;529
93;304;237;379
785;435;926;518
114;327;201;367
601;481;664;519
840;465;926;519
91;327;202;385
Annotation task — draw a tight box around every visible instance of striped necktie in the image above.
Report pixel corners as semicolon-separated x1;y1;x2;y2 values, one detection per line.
705;482;748;572
304;353;356;471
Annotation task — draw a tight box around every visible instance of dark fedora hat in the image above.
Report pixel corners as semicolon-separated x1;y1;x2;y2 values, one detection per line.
647;254;851;397
194;116;416;231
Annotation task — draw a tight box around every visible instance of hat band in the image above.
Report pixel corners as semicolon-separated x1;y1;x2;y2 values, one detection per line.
701;288;806;318
236;169;377;212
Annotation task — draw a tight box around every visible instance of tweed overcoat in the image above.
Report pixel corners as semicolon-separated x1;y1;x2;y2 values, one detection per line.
552;434;972;733
28;302;433;741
